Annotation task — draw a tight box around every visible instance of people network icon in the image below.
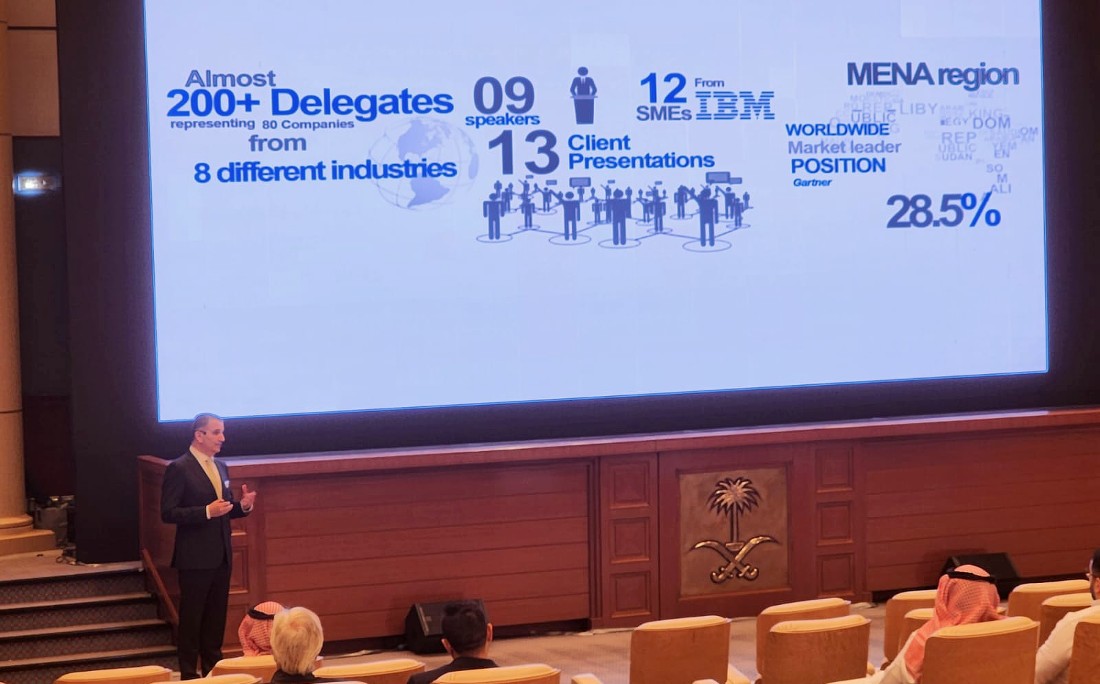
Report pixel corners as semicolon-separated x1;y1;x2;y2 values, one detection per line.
480;175;753;252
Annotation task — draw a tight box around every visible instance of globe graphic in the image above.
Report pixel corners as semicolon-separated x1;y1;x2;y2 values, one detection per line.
369;118;479;210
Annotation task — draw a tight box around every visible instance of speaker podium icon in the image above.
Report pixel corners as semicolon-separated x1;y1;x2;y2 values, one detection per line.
570;66;597;124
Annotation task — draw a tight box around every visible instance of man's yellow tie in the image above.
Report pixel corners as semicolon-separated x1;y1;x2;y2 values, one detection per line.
201;457;223;499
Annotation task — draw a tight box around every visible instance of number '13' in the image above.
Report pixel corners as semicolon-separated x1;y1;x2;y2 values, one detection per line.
488;129;559;175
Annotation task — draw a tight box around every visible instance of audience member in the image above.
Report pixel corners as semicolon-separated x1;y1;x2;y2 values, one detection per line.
1035;549;1100;684
408;602;497;684
869;564;1002;683
239;601;285;656
270;607;333;683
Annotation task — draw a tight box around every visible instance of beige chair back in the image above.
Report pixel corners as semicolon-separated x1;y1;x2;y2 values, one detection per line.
628;615;731;684
150;676;261;684
881;590;936;665
314;658;425;684
53;666;172;684
1008;579;1090;621
211;654;328;682
574;671;748;684
1040;593;1093;643
897;607;934;655
761;614;870;684
755;597;849;677
435;663;560;683
921;616;1038;684
1068;614;1100;684
210;655;278;682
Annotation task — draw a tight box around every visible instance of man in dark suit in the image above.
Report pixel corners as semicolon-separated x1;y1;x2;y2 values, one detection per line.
161;413;257;679
408;602;497;684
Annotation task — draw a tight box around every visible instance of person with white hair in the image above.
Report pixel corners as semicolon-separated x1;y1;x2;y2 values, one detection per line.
270;607;337;683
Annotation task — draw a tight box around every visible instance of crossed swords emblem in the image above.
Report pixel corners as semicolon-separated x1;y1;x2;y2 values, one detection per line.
692;535;779;583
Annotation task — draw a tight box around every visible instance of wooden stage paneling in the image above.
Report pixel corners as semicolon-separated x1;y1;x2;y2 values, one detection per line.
138;408;1100;645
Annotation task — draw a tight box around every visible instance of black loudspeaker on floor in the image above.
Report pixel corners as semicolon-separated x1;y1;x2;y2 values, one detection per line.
405;599;488;655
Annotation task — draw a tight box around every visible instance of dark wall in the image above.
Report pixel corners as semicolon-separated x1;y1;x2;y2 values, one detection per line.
56;0;1100;562
59;0;158;561
13;137;74;498
1044;0;1100;398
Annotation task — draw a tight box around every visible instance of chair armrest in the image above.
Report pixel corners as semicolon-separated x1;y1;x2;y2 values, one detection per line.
571;674;603;684
727;663;752;684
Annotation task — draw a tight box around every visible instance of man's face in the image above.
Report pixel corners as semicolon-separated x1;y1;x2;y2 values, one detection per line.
193;418;226;456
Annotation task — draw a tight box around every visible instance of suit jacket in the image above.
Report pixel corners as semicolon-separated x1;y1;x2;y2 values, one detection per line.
161;451;249;569
408;657;498;684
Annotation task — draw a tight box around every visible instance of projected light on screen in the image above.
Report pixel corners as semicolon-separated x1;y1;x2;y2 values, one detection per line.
142;0;1047;421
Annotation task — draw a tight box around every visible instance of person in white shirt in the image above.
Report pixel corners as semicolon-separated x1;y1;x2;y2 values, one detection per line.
1035;549;1100;684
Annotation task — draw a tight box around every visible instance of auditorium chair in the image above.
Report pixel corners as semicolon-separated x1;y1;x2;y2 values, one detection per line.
435;663;560;683
754;597;850;678
824;616;1037;684
896;607;934;655
880;589;936;666
1007;579;1090;621
573;615;751;684
52;665;172;684
896;604;1008;657
150;676;261;684
1040;592;1093;642
919;615;1038;684
210;655;279;681
312;658;425;684
759;614;870;684
1068;614;1100;684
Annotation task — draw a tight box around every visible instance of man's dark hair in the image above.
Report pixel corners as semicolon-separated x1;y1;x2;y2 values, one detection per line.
441;602;487;655
191;412;221;436
1091;549;1100;575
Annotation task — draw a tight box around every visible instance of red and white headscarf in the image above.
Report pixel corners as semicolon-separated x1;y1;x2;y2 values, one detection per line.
238;601;285;656
903;565;1002;681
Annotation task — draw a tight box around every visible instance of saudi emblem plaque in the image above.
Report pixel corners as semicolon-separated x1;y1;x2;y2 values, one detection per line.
679;467;789;596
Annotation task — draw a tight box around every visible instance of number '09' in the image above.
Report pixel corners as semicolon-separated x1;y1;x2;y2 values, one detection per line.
473;77;534;114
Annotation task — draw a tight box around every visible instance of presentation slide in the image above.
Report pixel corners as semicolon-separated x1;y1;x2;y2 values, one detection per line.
143;0;1047;421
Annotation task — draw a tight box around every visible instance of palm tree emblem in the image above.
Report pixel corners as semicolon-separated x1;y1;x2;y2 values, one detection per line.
707;476;761;544
692;476;779;583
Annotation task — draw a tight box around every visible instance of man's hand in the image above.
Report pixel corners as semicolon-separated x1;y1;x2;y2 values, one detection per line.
207;499;234;518
240;483;258;511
